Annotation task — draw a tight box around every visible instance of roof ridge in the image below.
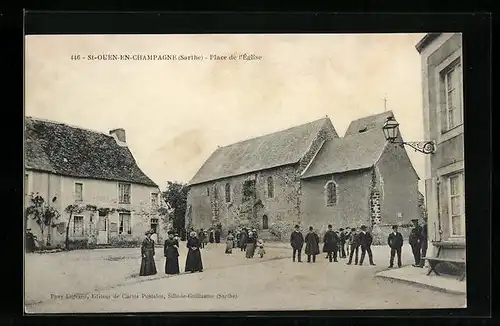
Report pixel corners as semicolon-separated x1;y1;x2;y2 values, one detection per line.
219;117;329;149
349;110;394;123
26;116;113;138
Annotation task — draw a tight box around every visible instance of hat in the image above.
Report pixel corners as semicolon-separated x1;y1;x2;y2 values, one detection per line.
294;224;300;228
360;225;367;230
328;224;332;229
26;228;31;231
189;231;197;237
145;229;154;235
392;225;398;230
167;230;174;235
351;228;356;231
411;218;419;222
309;226;313;231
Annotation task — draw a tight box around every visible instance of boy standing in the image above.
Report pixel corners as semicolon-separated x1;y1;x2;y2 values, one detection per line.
346;228;360;265
387;225;404;268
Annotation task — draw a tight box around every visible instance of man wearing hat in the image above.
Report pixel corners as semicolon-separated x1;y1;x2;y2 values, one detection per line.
322;224;339;263
304;226;320;263
358;225;375;266
387;225;404;268
346;227;360;265
290;224;304;262
409;218;423;267
338;228;347;258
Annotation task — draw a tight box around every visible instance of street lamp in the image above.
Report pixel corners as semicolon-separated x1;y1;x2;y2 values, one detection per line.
382;116;436;154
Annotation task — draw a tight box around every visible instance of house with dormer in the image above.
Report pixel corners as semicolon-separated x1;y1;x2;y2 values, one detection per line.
24;117;165;247
185;111;420;241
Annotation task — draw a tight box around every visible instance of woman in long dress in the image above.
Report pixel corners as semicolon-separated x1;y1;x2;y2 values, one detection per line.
245;231;256;258
164;230;180;275
185;231;203;273
140;229;157;276
225;231;234;254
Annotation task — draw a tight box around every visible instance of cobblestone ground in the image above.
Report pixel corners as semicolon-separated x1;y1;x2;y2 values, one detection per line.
25;243;466;313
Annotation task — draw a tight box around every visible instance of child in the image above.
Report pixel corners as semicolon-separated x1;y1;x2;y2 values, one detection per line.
225;231;234;254
257;239;266;258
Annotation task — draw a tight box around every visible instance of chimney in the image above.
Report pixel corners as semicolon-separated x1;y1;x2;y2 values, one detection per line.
109;128;126;143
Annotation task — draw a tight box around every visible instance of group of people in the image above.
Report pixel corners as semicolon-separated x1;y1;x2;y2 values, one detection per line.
139;218;428;277
290;224;376;265
197;227;222;248
289;218;428;269
139;229;204;277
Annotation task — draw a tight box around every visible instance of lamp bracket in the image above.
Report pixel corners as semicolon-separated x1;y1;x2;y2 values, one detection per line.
391;140;436;154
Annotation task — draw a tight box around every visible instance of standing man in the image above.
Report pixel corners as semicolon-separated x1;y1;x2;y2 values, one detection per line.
387;225;404;268
305;226;320;263
419;220;428;267
359;225;376;266
409;218;423;267
323;224;339;263
290;224;304;262
339;228;346;258
346;228;360;265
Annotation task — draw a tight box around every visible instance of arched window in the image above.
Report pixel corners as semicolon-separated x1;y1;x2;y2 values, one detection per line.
325;180;337;206
267;176;274;198
225;183;231;203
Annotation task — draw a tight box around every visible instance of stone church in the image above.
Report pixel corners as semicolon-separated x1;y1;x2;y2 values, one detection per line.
185;111;420;242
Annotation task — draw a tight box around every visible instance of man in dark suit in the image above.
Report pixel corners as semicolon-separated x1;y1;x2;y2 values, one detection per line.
387;224;404;268
418;220;428;267
338;228;347;258
359;225;376;266
290;224;304;262
323;224;339;262
346;228;360;265
409;218;423;267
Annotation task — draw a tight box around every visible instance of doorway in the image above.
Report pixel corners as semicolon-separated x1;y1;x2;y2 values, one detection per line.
262;215;269;229
97;211;109;245
150;218;159;242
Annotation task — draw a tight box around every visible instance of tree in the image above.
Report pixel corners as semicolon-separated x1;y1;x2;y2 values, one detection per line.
161;181;188;234
25;193;60;247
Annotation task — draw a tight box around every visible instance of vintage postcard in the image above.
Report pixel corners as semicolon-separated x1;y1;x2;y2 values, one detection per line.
24;32;466;313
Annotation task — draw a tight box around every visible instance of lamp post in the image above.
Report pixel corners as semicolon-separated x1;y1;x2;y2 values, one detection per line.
382;116;436;154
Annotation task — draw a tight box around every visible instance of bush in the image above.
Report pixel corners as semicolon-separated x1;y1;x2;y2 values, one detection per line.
269;220;296;241
67;239;89;250
108;235;142;248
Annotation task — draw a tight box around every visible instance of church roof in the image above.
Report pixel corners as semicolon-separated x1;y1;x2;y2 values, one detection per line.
188;117;334;186
25;117;158;187
300;128;387;179
344;110;395;136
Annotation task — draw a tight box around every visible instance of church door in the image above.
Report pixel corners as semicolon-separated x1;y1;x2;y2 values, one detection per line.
262;215;269;229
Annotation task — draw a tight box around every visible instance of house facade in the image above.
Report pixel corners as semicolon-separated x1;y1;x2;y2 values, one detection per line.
186;111;420;242
25;117;165;247
416;33;465;261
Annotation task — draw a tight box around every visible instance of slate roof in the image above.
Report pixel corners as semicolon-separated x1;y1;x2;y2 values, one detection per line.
188;118;333;186
25;117;158;187
344;111;395;136
300;128;388;179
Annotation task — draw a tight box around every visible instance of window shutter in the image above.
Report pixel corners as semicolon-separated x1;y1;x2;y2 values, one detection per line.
439;73;448;133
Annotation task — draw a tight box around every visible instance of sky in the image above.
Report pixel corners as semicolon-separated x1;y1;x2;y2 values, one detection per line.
25;33;427;192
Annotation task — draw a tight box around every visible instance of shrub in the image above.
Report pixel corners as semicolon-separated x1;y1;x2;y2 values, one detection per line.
67;239;89;250
108;235;142;248
269;220;296;241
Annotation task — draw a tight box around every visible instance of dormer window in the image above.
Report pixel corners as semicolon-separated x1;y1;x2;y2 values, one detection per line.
359;127;367;133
